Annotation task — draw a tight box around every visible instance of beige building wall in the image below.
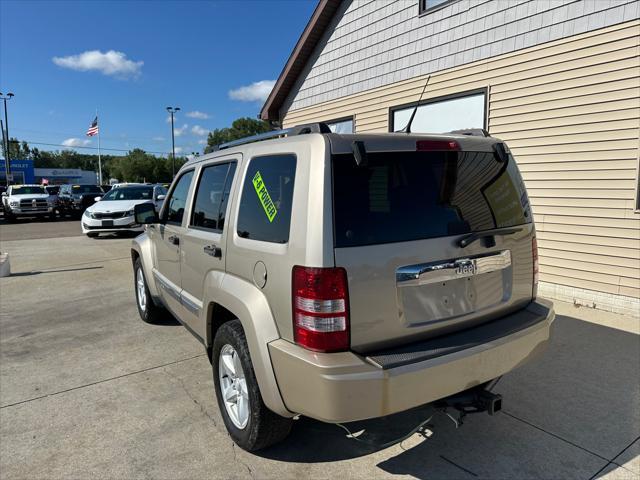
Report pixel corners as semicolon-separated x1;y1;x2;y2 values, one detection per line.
283;20;640;316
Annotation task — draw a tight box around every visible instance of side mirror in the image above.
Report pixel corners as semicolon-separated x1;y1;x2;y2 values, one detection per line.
94;196;102;202
1;192;6;197
156;194;166;201
134;202;158;224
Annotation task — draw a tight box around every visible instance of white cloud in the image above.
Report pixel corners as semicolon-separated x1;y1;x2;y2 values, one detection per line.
197;139;207;145
186;110;210;120
62;138;91;148
174;124;188;137
174;147;184;154
191;125;208;136
152;136;165;142
166;114;179;124
52;50;143;79
228;80;275;102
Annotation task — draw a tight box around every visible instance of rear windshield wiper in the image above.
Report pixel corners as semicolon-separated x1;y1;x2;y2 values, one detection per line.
459;227;523;248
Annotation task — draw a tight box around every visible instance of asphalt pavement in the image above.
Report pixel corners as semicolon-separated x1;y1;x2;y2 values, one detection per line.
0;223;638;479
0;215;83;241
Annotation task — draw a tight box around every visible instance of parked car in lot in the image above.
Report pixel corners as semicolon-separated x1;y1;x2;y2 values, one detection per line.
82;184;166;237
58;184;104;217
1;184;55;221
131;124;554;451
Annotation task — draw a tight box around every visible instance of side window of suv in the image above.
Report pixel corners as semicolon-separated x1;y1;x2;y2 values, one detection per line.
164;170;194;225
191;162;236;231
236;154;296;244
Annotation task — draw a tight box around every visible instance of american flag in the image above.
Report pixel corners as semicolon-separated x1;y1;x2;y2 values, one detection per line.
86;116;99;136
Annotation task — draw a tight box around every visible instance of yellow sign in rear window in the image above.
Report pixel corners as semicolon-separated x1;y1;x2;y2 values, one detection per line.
252;171;278;223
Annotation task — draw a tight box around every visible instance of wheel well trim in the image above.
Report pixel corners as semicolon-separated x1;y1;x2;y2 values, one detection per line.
131;234;160;300
203;273;293;418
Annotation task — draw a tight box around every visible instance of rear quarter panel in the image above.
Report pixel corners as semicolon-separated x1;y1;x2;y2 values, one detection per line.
224;134;333;343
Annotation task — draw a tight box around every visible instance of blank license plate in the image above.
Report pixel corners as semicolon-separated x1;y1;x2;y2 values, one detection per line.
102;220;114;227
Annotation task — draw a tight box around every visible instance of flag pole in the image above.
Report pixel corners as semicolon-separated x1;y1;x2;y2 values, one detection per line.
97;108;103;185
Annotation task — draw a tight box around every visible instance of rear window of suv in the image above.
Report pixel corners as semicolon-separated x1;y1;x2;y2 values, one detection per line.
332;150;531;248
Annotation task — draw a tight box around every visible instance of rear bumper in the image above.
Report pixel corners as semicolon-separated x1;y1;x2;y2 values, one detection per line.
268;299;554;423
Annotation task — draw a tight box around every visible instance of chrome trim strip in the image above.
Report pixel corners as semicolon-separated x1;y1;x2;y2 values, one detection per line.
396;250;511;287
180;293;201;316
152;270;181;301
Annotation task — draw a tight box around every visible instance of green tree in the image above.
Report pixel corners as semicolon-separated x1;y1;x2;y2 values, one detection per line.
2;138;187;184
4;137;31;160
108;149;186;183
204;117;271;153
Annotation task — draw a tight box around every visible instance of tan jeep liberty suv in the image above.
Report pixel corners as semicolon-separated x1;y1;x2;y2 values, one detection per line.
131;123;554;451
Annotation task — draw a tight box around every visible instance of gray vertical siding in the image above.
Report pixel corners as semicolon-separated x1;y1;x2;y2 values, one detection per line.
283;0;640;114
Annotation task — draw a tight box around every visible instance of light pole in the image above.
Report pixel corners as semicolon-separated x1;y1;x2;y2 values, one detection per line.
166;106;180;178
0;92;14;186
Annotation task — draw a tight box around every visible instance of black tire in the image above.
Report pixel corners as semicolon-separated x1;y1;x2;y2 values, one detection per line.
134;258;164;324
4;212;15;222
212;320;292;451
86;232;99;238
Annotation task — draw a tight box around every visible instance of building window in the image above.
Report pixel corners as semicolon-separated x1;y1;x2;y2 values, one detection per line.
326;117;354;133
419;0;455;15
390;89;487;134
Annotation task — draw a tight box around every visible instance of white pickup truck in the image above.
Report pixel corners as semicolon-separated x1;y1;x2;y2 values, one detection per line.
1;184;54;221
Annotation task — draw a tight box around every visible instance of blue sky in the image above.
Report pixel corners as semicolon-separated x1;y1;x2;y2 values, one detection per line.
0;0;316;157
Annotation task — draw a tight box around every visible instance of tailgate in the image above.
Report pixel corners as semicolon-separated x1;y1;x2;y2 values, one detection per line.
331;147;535;353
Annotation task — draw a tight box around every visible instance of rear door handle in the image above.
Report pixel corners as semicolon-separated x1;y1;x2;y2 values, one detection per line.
204;244;222;258
168;235;179;246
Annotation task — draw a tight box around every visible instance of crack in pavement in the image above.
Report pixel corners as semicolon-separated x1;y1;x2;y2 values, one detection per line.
161;368;255;479
0;354;206;409
587;435;640;480
161;368;218;427
231;441;255;479
439;455;478;477
502;410;611;462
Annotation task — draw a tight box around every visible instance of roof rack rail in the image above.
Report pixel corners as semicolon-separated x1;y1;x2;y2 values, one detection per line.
216;122;332;150
449;128;491;137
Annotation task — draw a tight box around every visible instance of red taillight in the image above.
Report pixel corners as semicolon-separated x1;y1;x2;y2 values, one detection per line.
292;266;349;352
416;140;461;151
532;237;539;298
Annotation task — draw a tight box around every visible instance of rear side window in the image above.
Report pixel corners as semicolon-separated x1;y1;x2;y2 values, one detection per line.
332;150;531;248
191;162;236;231
237;155;296;244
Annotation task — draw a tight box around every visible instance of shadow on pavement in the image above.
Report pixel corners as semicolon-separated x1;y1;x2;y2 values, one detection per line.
257;312;639;479
260;404;438;462
9;266;104;277
90;231;141;240
152;314;182;326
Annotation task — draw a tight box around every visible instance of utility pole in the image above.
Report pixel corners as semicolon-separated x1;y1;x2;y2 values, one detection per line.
166;106;180;178
0;92;14;186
